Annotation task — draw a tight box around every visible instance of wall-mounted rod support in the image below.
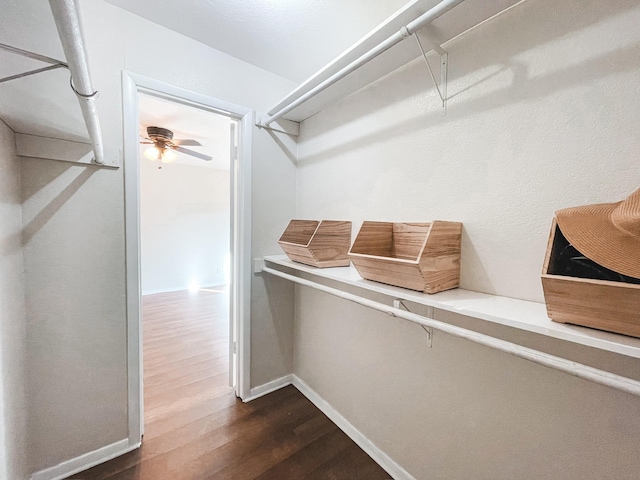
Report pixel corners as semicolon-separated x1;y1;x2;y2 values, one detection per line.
0;64;68;84
262;0;466;126
395;298;433;347
414;33;448;115
0;42;70;84
255;117;301;136
262;265;640;398
48;0;105;165
0;42;68;65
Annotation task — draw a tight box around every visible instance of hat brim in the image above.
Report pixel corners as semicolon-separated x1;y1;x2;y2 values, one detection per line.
556;201;640;280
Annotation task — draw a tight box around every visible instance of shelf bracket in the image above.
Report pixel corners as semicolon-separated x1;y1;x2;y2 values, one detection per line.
414;32;448;116
0;42;69;84
394;299;433;347
256;116;300;136
0;64;68;84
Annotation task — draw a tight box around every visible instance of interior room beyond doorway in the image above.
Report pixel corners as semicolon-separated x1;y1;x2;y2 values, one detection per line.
138;92;235;427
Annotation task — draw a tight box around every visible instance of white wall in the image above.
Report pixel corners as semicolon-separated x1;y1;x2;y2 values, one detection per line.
22;159;129;475
295;0;640;478
298;0;640;304
20;0;297;476
140;160;230;294
251;128;297;388
0;121;28;480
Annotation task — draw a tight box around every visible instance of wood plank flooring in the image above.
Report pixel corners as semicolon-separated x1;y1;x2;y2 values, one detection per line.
69;289;390;480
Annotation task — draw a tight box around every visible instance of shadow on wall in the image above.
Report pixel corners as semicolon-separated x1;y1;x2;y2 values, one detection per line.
21;165;96;248
459;228;497;294
0;68;94;144
0;295;27;480
19;161;74;202
265;128;297;165
297;0;640;164
262;273;295;370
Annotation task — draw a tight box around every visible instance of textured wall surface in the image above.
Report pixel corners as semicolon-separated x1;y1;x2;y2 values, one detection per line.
295;0;640;478
0;121;27;480
298;0;640;303
250;127;298;388
19;0;297;475
21;158;128;474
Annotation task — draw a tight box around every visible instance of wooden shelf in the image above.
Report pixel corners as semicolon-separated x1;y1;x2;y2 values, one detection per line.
264;254;640;360
265;0;523;123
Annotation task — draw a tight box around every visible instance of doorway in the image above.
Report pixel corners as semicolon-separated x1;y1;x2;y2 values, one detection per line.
138;93;233;298
123;72;253;446
138;92;235;435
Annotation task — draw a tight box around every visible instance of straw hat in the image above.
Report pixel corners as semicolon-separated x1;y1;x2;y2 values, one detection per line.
556;188;640;280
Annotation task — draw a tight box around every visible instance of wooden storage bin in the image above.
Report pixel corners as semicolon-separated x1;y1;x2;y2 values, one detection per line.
541;218;640;338
349;220;462;294
278;220;352;268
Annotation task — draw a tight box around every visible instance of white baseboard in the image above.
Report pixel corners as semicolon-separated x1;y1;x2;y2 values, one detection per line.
37;375;409;480
30;439;140;480
142;282;227;296
243;374;293;402
292;375;415;480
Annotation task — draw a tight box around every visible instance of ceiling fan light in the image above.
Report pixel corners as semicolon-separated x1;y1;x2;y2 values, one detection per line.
144;146;160;161
161;148;177;163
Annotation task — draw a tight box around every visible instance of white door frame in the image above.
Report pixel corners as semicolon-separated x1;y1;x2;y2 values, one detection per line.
122;71;253;445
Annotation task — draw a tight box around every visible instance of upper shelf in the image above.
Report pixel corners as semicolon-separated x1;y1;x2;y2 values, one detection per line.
264;0;522;124
264;255;640;360
0;1;78;138
0;0;112;167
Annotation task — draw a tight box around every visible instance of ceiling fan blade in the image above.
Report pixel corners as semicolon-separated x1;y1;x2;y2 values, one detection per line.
172;139;201;146
140;141;154;144
174;146;212;161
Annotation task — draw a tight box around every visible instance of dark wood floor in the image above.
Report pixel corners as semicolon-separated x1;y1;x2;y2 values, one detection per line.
69;289;390;480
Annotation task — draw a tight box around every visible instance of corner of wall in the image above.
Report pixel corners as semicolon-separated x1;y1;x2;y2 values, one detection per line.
0;119;29;479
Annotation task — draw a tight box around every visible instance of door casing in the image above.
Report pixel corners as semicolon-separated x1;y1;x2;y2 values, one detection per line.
122;71;253;445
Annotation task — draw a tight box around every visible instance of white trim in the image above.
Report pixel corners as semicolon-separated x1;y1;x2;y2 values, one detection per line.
141;282;228;296
228;121;238;389
122;71;143;443
243;374;293;402
233;374;413;479
122;71;254;452
292;375;415;480
30;439;139;480
236;111;253;400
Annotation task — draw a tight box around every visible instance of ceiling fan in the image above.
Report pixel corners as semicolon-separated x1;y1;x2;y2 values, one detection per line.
140;126;212;167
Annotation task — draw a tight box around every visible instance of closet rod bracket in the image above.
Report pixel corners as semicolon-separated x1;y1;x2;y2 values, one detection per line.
0;64;68;84
414;32;448;116
394;299;433;347
0;42;69;84
255;116;300;136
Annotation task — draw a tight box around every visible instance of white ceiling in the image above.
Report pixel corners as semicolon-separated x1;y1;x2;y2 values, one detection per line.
103;0;409;83
139;93;232;171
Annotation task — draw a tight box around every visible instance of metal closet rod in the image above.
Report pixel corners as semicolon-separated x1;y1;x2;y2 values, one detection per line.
262;266;640;398
48;0;104;165
260;0;466;127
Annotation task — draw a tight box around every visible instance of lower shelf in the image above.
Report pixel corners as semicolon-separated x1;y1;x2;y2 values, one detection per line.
263;255;640;360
